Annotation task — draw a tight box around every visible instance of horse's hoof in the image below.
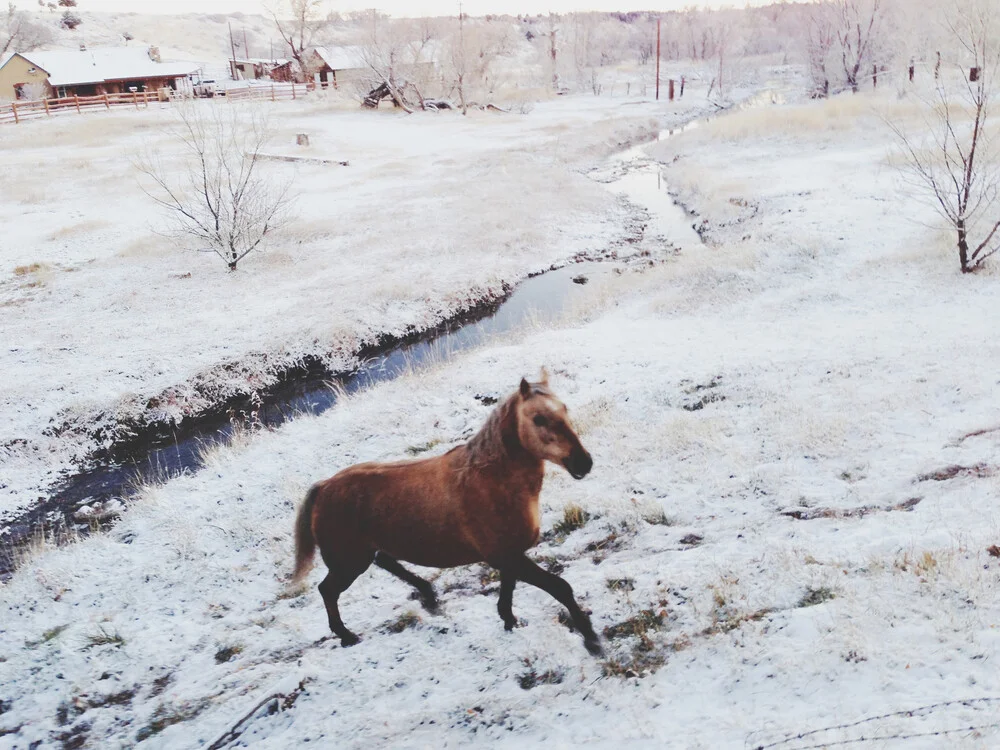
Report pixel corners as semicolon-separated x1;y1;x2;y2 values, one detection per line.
584;638;603;657
503;617;526;631
422;597;440;615
339;633;361;647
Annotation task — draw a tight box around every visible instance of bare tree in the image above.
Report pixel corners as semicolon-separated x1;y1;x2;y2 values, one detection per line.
836;0;885;93
889;1;1000;273
358;11;414;113
135;104;293;272
806;2;837;97
446;15;512;112
2;2;52;55
266;0;332;73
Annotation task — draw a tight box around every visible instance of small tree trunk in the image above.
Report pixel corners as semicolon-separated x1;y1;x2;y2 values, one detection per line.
958;219;971;273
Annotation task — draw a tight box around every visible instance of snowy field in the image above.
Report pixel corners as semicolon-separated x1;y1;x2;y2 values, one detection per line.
0;92;729;520
2;87;999;748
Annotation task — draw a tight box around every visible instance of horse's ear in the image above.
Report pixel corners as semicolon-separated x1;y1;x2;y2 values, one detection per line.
520;377;532;399
538;367;550;385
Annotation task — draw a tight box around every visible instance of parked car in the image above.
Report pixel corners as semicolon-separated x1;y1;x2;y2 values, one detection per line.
192;79;222;98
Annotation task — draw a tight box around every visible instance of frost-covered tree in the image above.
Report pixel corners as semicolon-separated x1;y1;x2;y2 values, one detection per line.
135;104;293;272
835;0;886;92
890;0;1000;273
2;2;52;54
59;9;80;29
806;2;837;96
266;0;333;74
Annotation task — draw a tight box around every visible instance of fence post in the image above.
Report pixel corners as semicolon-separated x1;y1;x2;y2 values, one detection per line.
680;75;685;97
292;83;297;100
103;92;110;109
271;83;275;102
668;79;675;101
11;102;18;124
43;97;50;116
133;91;139;109
74;94;81;113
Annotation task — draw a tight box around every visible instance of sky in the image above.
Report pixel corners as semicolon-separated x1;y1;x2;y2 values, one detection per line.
67;1;782;18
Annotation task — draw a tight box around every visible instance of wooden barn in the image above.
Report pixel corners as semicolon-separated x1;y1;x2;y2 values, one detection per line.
229;57;293;82
0;46;200;100
307;46;368;88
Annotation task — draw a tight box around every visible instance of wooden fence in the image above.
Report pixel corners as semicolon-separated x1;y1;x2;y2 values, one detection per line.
0;82;316;125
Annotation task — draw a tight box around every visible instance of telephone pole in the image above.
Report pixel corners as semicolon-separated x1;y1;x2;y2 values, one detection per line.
655;18;661;100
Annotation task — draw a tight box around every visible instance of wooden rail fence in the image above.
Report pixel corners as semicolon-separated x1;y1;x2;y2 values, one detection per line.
0;82;315;125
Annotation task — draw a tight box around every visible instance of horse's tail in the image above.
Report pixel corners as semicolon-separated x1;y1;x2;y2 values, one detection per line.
292;484;321;583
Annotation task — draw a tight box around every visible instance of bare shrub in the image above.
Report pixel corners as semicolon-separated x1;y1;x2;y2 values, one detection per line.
135;103;293;272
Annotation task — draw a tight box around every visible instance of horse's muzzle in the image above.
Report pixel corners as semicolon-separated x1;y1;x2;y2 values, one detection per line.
564;449;593;480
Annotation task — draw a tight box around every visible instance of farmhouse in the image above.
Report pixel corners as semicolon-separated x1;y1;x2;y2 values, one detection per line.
0;46;200;100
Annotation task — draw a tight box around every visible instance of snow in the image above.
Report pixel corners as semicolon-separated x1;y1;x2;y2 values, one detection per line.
15;48;200;87
2;86;1000;748
0;93;716;521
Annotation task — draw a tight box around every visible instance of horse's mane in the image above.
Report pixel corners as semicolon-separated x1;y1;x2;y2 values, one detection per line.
464;383;552;468
465;393;518;467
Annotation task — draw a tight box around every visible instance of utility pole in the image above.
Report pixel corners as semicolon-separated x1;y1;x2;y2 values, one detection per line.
549;13;558;91
655;18;661;100
243;28;250;60
228;22;238;80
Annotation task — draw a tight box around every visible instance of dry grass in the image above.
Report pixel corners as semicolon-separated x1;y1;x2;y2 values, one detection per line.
13;262;51;276
116;234;176;259
48;219;111;241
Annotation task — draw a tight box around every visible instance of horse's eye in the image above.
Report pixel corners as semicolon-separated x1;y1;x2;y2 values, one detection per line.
533;415;548;428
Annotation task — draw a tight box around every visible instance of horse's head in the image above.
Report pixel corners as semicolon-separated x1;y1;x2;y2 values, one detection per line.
515;369;593;479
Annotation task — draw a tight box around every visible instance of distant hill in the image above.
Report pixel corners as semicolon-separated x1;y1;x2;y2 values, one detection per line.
20;9;287;64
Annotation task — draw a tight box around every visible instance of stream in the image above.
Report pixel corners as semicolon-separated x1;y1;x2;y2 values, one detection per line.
1;96;781;575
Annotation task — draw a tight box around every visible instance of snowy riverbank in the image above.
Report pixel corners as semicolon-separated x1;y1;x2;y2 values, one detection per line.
2;91;999;748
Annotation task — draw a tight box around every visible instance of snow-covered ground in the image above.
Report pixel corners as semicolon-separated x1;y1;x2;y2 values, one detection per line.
0;92;725;520
3;89;1000;748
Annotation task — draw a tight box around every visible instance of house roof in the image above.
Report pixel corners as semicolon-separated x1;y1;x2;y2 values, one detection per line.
312;46;367;71
13;48;200;86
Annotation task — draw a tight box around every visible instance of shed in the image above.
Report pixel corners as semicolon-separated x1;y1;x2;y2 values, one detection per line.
307;46;368;88
229;57;293;82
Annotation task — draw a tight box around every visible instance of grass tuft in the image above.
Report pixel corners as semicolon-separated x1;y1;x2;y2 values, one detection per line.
797;587;836;608
606;577;635;593
550;504;590;539
26;623;70;648
214;644;244;664
81;626;125;650
383;611;421;634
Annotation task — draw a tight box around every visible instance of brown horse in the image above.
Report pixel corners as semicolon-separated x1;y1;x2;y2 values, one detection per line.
292;371;602;655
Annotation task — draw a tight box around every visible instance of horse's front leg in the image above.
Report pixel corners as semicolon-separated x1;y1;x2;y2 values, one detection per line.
497;570;518;631
506;554;602;656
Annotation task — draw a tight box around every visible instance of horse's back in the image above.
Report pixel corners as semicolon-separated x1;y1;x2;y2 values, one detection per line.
312;452;483;568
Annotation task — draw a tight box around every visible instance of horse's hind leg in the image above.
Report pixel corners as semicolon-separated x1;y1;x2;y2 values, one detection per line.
374;552;438;613
318;553;373;647
506;554;602;656
497;570;518;631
